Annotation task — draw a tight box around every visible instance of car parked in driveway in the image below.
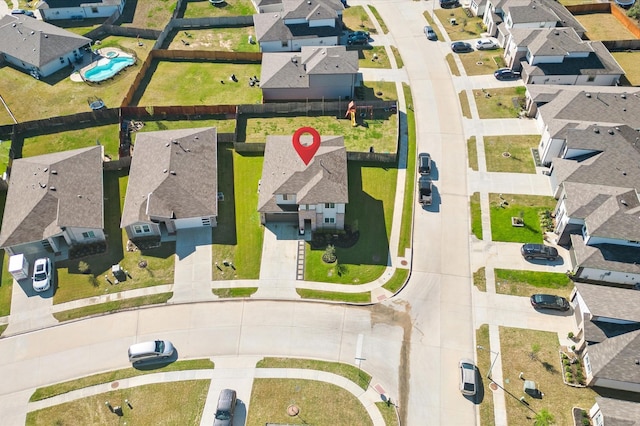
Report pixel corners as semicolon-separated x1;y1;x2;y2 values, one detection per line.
440;0;460;8
12;9;35;17
451;42;473;53
475;39;498;50
494;68;521;80
424;25;437;40
347;33;369;45
32;257;52;292
459;359;477;396
520;244;559;261
348;31;370;40
213;389;237;426
418;152;432;175
530;294;570;311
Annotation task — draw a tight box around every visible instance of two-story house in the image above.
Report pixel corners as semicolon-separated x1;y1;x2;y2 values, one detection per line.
260;45;358;101
257;132;348;233
35;0;126;21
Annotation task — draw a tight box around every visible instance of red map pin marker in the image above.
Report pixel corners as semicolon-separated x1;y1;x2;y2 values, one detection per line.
292;127;321;166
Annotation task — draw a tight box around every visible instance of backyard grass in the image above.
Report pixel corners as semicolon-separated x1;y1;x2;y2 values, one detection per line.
357;80;398;102
446;53;461;76
30;359;215;402
53;293;173;321
358;46;392;69
26;380;210;426
434;8;485;41
484;135;540;173
53;171;176;304
0;104;13;126
459;50;506;76
246;379;373;426
368;6;389;34
22;124;120;161
612;51;640;86
257;357;372;390
423;11;444;42
489;193;557;243
212;287;258;297
296;288;372;303
0;36;151;122
459;91;471;118
212;148;264;280
305;162;397;284
184;0;255;17
136;117;237;134
397;84;416;256
467;136;478;170
47;21;102;37
0;190;12;317
135;61;262;106
470;192;482;240
240;114;398;154
494;269;573;298
343;5;378;34
165;27;259;52
382;268;409;293
576;13;637;40
475;324;495;426
376;402;399;426
474;86;526;119
390;46;404;68
499;327;597;426
118;0;176;30
473;267;486;292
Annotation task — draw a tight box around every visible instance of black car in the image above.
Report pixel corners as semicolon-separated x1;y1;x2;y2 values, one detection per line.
348;31;370;39
521;244;559;261
494;68;521;80
451;42;473;53
418;153;432;175
530;294;570;311
440;0;460;8
419;176;433;205
347;33;369;45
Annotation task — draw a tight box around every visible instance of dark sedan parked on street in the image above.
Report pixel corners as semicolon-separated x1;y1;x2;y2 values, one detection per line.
530;294;570;311
521;244;559;261
451;42;473;53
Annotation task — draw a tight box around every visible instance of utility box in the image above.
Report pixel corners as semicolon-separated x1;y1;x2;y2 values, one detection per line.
8;254;29;281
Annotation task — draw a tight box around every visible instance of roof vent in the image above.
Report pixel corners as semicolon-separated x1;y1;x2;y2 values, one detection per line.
608;129;614;135
163;169;168;173
165;142;170;147
30;31;34;35
43;167;48;172
77;194;82;198
593;128;599;134
586;93;591;98
170;170;176;175
622;199;629;206
172;140;178;144
622;93;627;99
44;34;48;38
12;23;16;27
51;170;57;174
532;5;536;8
292;57;297;63
49;186;56;191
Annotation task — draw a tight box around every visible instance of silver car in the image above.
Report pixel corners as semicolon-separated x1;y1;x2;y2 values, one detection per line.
214;389;237;426
459;359;477;396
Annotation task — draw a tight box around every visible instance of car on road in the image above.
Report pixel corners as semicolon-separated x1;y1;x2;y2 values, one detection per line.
424;25;437;40
530;294;570;311
520;244;559;261
418;176;433;206
32;257;52;292
213;389;237;426
347;33;369;45
418;152;432;175
475;39;498;50
128;340;175;363
451;41;473;53
459;359;477;396
493;68;521;80
11;9;35;17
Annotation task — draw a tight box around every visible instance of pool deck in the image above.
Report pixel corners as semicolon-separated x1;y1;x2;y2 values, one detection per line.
70;47;134;82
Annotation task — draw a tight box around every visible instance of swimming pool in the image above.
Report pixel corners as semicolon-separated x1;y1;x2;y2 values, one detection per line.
83;56;135;82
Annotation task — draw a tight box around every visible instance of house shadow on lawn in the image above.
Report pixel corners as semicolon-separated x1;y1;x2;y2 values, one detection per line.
211;143;238;246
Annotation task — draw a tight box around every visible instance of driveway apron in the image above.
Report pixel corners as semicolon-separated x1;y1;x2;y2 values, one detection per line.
171;228;214;303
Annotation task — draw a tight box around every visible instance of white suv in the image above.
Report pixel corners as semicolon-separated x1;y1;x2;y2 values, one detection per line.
475;39;498;50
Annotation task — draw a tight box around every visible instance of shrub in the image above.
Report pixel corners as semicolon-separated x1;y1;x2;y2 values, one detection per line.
568;331;574;339
322;244;337;263
582;419;590;426
565;372;573;381
563;359;570;366
78;261;91;274
628;3;640;19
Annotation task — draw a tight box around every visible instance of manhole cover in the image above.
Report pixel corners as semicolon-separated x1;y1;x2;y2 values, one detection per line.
111;381;119;389
476;61;483;65
401;260;408;266
502;152;511;158
489;382;498;391
287;405;300;416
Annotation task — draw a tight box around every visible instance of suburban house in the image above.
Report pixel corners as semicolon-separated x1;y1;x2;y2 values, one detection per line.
0;14;91;78
570;283;640;392
35;0;126;21
257;133;348;232
253;0;344;52
260;45;358;101
121;128;218;244
252;0;344;13
589;397;640;426
469;0;487;17
502;27;623;86
0;146;105;259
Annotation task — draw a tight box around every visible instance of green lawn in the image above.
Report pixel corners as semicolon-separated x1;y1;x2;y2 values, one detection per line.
240;114;398;154
390;46;404;68
500;327;597;426
494;269;573;298
446;53;461;77
135;61;262;106
296;288;372;303
612;51;640;86
459;50;506;76
382;268;409;293
26;380;210;426
184;0;256;17
166;27;259;52
467;136;478;171
212;147;264;280
470;192;482;240
343;5;378;34
136;117;237;134
246;379;373;426
489;193;557;243
305;162;397;284
475;324;495;426
368;5;389;34
0;190;12;317
434;8;485;41
22;124;120;161
54;171;175;304
458;91;471;118
484;135;540;173
397;83;416;256
358;46;392;69
212;287;258;297
54;293;173;321
474;87;526;119
357;81;398;103
118;0;175;30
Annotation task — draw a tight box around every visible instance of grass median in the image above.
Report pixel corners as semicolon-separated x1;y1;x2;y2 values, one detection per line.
53;293;173;322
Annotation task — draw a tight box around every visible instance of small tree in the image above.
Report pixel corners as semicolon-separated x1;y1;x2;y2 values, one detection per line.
78;261;91;274
322;244;337;263
628;3;640;19
534;408;555;426
529;343;540;361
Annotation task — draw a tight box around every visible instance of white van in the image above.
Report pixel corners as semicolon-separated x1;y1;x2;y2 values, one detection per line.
128;340;175;363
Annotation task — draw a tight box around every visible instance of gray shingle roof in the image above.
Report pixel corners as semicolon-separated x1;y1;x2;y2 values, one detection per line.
260;46;358;89
571;234;640;275
595;397;640;426
506;2;559;24
121;128;218;227
281;0;344;18
36;0;122;8
0;146;103;248
257;134;348;214
577;283;640;321
253;12;341;42
0;15;90;68
587;328;640;385
526;28;591;57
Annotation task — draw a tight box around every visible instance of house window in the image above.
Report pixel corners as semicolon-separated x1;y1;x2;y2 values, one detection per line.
282;194;289;200
584;354;592;375
324;218;335;223
281;40;288;47
82;231;95;239
91;6;98;13
593;412;603;426
133;224;152;234
59;57;65;63
587;75;595;82
325;203;335;209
